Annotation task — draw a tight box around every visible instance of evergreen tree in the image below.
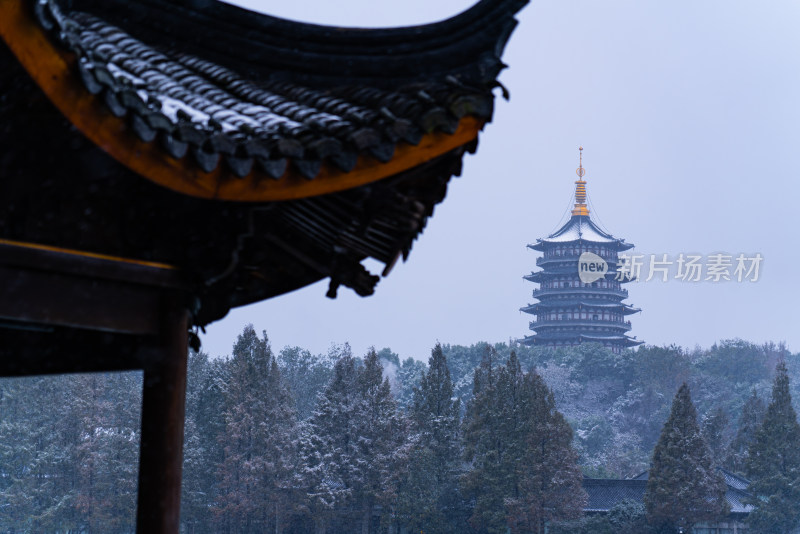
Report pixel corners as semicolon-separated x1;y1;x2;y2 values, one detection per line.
278;346;334;421
0;372;142;533
462;346;508;534
0;375;87;532
463;350;584;534
214;325;297;534
700;407;730;467
700;340;774;383
644;383;728;532
745;360;800;533
550;498;646;534
70;372;142;533
508;368;586;534
296;350;360;534
444;342;499;401
727;388;765;474
354;348;406;533
45;374;86;532
297;348;405;534
394;356;427;409
396;343;463;534
606;499;648;534
182;350;229;533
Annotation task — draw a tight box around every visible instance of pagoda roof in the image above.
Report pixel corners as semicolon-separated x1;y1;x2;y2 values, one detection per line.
526;272;641;289
0;0;528;326
529;215;633;251
579;334;643;346
520;300;640;313
521;332;643;347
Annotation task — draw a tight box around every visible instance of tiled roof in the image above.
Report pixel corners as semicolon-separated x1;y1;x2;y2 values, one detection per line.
720;469;751;492
61;0;523;87
521;300;638;311
724;487;754;515
521;333;641;346
32;0;508;181
0;0;528;322
583;479;647;513
586;468;754;516
530;215;633;249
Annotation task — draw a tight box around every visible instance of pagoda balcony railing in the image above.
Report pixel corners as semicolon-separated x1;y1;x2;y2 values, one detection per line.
529;319;632;331
532;287;628;299
526;266;605;278
536;253;619;265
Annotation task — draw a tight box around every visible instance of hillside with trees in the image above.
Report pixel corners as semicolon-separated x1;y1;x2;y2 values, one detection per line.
0;328;797;533
440;339;796;479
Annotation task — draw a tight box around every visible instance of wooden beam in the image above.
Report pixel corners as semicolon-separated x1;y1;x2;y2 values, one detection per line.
0;238;177;273
0;0;483;203
0;325;146;377
0;238;186;335
0;264;164;335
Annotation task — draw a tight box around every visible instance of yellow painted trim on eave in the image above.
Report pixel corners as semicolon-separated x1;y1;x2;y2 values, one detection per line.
0;238;178;270
0;0;483;203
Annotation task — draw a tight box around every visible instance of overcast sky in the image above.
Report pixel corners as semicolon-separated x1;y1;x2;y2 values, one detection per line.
202;0;800;361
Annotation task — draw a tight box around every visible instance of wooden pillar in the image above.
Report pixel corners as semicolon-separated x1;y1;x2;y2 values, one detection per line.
0;240;192;532
136;303;189;533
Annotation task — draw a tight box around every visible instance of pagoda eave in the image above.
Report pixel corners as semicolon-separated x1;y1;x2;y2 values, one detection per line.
533;237;634;250
522;300;641;315
530;320;632;333
521;333;643;347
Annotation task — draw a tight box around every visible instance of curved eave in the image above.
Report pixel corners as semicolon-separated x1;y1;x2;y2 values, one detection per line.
0;1;486;202
579;334;643;346
523;271;545;282
522;333;644;347
521;301;641;314
526;265;622;278
528;215;634;251
66;0;528;87
529;237;633;251
531;322;632;334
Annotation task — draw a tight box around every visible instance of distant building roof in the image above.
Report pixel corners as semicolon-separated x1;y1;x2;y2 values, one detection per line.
720;469;751;492
586;468;754;516
583;478;646;513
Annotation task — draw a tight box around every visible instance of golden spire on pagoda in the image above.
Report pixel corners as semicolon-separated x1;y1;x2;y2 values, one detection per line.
571;146;590;216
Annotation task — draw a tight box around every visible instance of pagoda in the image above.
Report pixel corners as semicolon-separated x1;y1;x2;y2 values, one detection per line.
520;148;642;353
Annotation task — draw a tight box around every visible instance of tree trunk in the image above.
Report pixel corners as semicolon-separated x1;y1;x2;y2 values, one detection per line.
362;505;371;534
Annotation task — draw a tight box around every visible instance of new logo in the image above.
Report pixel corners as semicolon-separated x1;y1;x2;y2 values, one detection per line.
578;252;607;283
